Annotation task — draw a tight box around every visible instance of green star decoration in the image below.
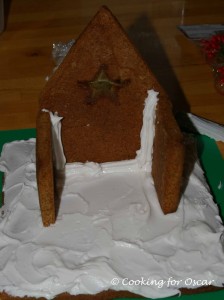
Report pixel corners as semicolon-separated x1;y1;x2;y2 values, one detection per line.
78;65;130;104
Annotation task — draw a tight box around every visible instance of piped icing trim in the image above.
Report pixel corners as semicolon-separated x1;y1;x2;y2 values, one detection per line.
42;109;66;170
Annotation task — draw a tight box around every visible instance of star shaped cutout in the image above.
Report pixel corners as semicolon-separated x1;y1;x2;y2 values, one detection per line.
78;65;130;104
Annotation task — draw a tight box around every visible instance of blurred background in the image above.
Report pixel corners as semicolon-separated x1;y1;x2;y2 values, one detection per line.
0;0;224;130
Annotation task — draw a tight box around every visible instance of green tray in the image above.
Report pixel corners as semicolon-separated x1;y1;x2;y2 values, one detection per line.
0;129;224;300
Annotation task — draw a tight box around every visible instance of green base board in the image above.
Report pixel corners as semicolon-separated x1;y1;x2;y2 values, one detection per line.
196;135;224;220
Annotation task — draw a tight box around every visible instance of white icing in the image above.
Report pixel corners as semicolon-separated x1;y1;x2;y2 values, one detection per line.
42;109;66;170
0;90;224;299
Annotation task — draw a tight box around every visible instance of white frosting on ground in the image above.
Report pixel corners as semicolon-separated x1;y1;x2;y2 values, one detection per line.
0;90;224;299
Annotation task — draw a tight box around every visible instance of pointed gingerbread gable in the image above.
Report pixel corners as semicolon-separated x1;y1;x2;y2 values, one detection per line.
37;6;184;226
39;6;165;163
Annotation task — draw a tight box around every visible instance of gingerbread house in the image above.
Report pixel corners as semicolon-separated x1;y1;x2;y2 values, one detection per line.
36;6;184;226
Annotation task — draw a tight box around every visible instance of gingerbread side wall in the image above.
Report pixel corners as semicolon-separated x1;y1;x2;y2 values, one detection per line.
36;111;56;226
152;97;185;214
